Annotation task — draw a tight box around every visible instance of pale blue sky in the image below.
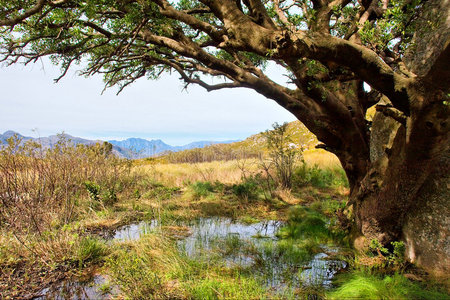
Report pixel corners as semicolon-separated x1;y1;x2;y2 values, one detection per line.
0;59;296;145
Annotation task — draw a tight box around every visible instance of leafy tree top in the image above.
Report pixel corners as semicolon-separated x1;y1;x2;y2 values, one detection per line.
0;0;448;188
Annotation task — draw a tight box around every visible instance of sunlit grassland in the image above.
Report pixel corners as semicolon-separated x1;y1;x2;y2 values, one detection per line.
135;159;255;186
133;148;343;187
1;135;448;299
303;149;341;169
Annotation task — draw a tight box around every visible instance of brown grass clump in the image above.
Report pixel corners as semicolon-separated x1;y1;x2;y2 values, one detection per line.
0;135;132;234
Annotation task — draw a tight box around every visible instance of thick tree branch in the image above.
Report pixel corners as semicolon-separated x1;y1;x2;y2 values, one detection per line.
242;0;277;29
0;0;47;27
154;0;223;40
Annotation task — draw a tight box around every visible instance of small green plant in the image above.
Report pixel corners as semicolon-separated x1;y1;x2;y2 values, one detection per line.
98;282;112;295
76;236;107;267
368;239;407;269
191;181;215;198
369;238;390;256
292;163;349;188
101;188;117;206
148;186;180;200
231;180;258;200
133;189;141;200
391;241;406;264
84;181;100;202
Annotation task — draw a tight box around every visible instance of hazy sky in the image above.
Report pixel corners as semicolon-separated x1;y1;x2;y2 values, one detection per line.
0;59;296;145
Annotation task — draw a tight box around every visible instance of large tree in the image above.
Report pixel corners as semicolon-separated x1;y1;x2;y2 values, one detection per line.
1;0;448;274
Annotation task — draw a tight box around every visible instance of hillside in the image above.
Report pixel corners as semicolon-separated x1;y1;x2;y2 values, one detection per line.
158;121;319;163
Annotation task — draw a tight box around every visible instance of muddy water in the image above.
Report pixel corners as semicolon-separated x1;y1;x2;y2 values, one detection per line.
38;217;346;298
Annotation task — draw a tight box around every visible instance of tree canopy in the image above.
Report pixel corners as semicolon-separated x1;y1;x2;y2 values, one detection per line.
0;0;448;181
1;0;449;273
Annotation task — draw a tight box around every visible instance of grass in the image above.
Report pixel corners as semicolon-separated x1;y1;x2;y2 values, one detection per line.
328;271;450;300
1;139;447;299
135;159;256;187
186;276;267;300
106;232;271;299
75;236;108;267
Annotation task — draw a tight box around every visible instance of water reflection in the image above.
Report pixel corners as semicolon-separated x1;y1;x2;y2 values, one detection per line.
39;217;346;298
35;275;111;300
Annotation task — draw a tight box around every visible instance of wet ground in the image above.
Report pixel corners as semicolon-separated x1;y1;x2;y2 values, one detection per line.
38;217;346;299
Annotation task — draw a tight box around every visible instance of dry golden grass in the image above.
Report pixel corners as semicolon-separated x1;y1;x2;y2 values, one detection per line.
134;159;261;187
134;150;342;188
303;149;342;169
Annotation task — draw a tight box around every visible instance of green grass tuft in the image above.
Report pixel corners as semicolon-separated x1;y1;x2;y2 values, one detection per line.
328;272;450;300
76;236;108;267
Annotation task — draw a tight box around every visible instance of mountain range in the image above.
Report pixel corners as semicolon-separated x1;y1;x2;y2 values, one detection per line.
0;130;237;159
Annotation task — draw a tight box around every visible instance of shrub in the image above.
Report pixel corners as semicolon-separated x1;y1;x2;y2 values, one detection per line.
231;180;258;200
0;134;132;233
101;188;118;206
263;122;302;189
191;181;215;198
368;239;407;269
84;181;101;202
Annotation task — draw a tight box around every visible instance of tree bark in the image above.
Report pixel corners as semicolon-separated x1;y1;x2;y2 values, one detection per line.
347;92;449;276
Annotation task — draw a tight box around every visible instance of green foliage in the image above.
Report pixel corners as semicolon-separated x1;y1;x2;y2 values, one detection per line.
146;185;180;200
292;163;348;188
369;238;390;256
101;188;117;206
231;178;259;200
328;272;449;300
75;236;107;267
84;181;118;207
358;0;424;53
190;181;215;198
368;239;407;269
84;181;101;202
391;241;406;263
278;206;330;241
107;250;164;299
186;276;267;300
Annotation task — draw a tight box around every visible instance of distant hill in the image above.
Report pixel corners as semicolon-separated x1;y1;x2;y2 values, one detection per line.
108;138;238;159
0;131;124;155
0;131;237;159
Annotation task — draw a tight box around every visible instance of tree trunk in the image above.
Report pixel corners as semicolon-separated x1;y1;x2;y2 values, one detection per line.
347;99;449;277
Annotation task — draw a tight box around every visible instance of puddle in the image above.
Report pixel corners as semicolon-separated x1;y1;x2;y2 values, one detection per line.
300;252;348;288
177;217;281;257
111;219;159;240
110;217;345;290
35;275;113;300
177;218;347;293
40;217;346;298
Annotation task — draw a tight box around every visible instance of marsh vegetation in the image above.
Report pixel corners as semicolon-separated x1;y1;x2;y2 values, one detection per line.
0;132;448;299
